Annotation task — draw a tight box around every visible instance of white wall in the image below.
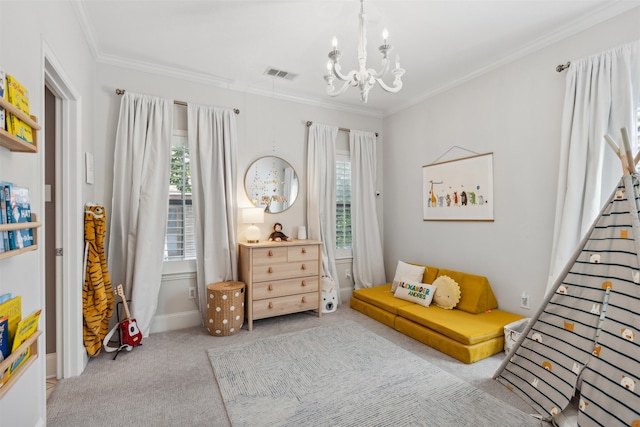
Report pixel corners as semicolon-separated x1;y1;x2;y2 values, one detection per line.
93;63;383;329
383;7;640;317
0;1;96;425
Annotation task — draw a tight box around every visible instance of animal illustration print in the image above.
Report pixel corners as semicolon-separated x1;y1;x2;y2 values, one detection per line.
82;205;114;357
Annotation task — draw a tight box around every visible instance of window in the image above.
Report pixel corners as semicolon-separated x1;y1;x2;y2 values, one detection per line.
164;131;196;261
336;153;352;257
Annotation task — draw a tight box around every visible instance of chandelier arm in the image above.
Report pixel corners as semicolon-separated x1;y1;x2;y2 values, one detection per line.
327;79;354;97
332;63;357;83
374;75;403;93
366;59;391;80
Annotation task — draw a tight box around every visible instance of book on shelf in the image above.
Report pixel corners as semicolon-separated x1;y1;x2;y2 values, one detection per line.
3;183;33;250
0;67;5;132
6;74;33;144
0;181;12;251
8;308;41;376
0;295;21;387
0;315;8;361
0;186;5;254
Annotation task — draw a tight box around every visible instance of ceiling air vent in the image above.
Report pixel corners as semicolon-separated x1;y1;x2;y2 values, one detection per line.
264;67;298;81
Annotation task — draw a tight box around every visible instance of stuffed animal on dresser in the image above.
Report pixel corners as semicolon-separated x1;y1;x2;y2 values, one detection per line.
268;223;292;242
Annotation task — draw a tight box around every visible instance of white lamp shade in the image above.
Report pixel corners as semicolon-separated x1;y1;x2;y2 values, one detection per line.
243;207;264;243
242;207;264;224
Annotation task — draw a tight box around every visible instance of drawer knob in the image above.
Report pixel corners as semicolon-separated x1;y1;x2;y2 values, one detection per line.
268;267;273;273
301;248;307;254
301;264;306;270
301;297;307;303
268;284;273;291
268;250;273;257
268;302;274;309
301;280;307;287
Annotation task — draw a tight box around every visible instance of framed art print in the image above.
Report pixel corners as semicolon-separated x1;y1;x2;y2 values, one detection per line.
422;152;494;221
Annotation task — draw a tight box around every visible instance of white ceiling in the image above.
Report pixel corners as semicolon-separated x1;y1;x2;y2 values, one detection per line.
74;0;639;116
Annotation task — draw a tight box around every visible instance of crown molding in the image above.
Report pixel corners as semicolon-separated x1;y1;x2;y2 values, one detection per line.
385;1;640;117
71;0;100;60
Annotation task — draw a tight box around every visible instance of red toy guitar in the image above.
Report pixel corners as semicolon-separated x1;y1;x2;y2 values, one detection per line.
116;284;142;347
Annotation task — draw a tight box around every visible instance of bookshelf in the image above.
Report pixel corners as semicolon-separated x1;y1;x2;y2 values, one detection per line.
0;330;42;399
0;214;41;260
0;97;40;153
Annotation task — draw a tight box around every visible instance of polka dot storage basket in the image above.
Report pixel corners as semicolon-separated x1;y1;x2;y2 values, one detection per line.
206;281;245;336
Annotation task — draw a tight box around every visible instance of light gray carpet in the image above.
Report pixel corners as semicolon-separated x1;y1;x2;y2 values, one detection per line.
208;321;541;427
47;306;549;426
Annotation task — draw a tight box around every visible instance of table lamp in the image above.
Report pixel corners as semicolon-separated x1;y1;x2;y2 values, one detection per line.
242;207;264;243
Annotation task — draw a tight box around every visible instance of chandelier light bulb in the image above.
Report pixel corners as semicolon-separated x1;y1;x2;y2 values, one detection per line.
326;61;332;71
382;28;388;44
332;36;338;49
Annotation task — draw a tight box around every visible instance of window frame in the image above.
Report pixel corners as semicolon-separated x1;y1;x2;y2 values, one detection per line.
336;150;352;259
163;129;196;273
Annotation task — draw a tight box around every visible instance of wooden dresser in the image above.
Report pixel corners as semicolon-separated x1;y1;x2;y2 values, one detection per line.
238;240;322;330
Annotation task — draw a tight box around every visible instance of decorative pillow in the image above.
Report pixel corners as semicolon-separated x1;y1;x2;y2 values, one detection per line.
394;281;436;307
391;261;426;292
432;275;461;309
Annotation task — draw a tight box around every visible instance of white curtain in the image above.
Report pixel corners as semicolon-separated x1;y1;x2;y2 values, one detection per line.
108;92;173;337
187;104;238;320
547;41;640;293
307;123;340;302
349;130;386;289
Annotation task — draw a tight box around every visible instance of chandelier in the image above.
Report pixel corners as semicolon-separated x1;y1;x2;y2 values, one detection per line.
324;0;404;103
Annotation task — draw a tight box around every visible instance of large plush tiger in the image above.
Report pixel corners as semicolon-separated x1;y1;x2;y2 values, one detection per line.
82;204;114;357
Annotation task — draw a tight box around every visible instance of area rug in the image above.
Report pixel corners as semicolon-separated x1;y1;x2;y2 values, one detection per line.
207;321;539;427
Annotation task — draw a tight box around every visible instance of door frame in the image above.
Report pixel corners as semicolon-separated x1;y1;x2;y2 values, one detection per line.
43;41;87;378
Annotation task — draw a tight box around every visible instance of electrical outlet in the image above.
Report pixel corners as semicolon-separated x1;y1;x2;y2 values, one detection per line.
345;269;352;280
188;287;196;299
521;291;530;309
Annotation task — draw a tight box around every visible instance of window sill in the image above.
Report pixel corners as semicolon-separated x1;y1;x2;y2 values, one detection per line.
162;259;197;276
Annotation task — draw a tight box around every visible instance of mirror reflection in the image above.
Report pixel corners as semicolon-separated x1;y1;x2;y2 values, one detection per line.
244;156;298;213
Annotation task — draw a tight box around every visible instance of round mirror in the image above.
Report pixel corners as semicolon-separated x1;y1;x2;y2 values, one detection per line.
244;156;298;213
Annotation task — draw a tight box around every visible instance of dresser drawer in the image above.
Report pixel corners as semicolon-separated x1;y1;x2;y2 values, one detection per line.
253;276;319;300
252;292;319;320
253;261;319;282
287;245;319;262
252;247;288;265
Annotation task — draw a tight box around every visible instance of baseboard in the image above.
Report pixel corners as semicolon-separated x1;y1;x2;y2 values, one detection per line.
46;353;57;379
150;309;202;334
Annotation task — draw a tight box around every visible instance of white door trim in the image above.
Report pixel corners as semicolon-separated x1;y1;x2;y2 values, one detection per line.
43;39;87;378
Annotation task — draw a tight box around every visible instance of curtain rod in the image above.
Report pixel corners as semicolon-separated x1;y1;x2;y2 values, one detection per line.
556;62;571;72
115;89;240;114
305;120;378;137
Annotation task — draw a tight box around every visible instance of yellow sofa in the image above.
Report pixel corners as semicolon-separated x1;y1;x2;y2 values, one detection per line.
350;265;524;364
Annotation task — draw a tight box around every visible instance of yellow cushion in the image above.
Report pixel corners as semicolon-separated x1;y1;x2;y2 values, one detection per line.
352;284;413;314
350;297;397;328
436;269;498;314
397;304;524;345
395;317;507;364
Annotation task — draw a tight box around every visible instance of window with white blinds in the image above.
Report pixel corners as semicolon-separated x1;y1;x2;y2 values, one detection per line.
164;131;196;261
336;154;352;256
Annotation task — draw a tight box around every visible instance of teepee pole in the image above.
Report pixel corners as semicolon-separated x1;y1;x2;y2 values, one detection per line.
620;127;636;174
604;133;629;175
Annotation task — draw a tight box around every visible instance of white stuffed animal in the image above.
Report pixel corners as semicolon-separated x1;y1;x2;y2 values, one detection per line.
321;276;338;313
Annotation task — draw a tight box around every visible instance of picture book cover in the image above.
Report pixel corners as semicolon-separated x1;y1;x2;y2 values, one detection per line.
6;74;33;143
0;67;5;132
0;315;8;360
0;182;11;250
9;308;41;376
0;295;21;352
3;184;33;250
